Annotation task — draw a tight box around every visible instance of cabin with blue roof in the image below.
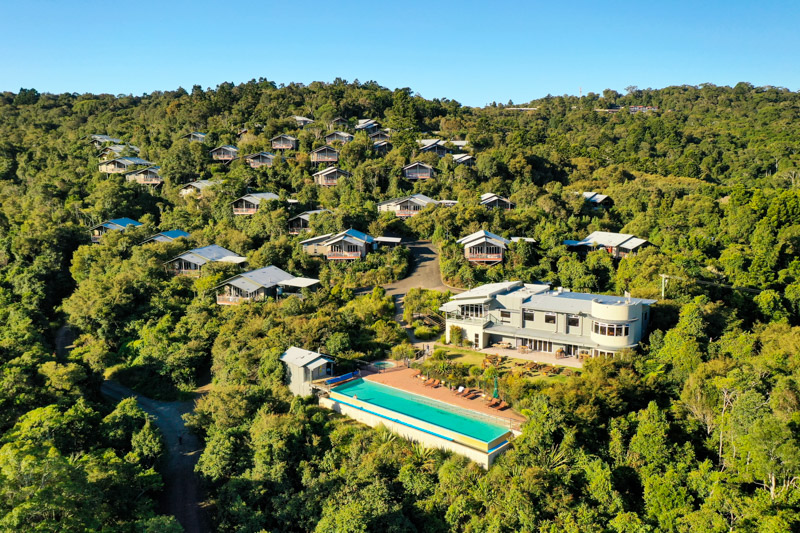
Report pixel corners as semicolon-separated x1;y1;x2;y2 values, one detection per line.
143;230;190;244
90;218;143;243
209;145;238;161
164;244;247;276
98;157;154;174
215;266;320;305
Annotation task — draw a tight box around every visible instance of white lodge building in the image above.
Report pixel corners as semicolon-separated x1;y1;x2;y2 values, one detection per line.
441;281;656;358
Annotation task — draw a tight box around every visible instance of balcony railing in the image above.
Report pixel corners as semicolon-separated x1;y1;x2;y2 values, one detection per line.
233;207;258;215
273;142;294;149
397;210;422;217
91;235;102;243
172;269;202;277
312;155;338;162
326;251;362;259
217;295;250;305
212;155;235;161
466;253;503;261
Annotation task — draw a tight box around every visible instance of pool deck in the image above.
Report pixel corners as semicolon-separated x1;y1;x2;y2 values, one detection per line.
363;368;526;427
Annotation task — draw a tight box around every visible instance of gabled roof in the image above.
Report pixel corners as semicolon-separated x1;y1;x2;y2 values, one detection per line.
565;231;648;250
101;144;140;155
91;217;142;231
480;192;513;206
124;165;160;176
457;230;511;248
233;192;280;205
402;162;433;171
181;179;215;190
292;115;313;123
289;209;330;223
325;131;353;140
90;134;122;144
184;131;206;138
328;228;373;245
300;233;334;246
244;151;275;160
373;141;391;149
511;237;537;243
582;191;611;204
452;153;473;164
377;193;438;208
311;145;338;154
209;145;238;153
144;229;190;243
102;156;153;167
271;134;297;142
313;167;350;178
355;118;379;130
169;244;246;266
280;346;333;368
417;139;442;149
217;265;296;293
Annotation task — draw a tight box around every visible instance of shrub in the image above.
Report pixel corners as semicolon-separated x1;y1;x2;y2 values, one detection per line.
414;325;439;340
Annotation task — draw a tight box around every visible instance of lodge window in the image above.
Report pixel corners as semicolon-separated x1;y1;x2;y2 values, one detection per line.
568;315;580;327
500;311;511;319
346;245;359;252
545;313;556;324
523;310;534;322
592;322;630;337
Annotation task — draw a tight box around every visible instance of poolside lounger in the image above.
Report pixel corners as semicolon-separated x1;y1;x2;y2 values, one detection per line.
494;401;509;410
487;398;499;407
455;386;465;395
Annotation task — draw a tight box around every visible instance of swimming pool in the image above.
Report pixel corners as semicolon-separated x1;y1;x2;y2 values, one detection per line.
331;378;508;444
372;360;396;369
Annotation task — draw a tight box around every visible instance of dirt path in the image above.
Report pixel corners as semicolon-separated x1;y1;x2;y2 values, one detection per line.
381;241;462;347
101;381;210;533
55;324;209;533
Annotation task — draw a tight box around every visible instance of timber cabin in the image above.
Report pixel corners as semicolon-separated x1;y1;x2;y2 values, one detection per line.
124;166;163;186
98;157;154;174
377;194;440;218
581;192;614;209
231;192;280;215
325;131;354;145
90;217;142;244
403;162;435;181
142;230;190;243
310;146;339;164
313;167;350;187
183;132;207;143
369;131;390;143
373;141;392;155
271;134;298;151
457;230;512;266
300;228;376;261
564;231;649;259
480;193;515;210
418;139;450;157
243;152;276;169
179;180;215;197
99;144;140;159
216;266;319;305
88;134;122;149
288;209;330;234
209;145;238;161
292;116;314;128
165;245;246;276
452;153;474;166
355;119;380;134
329;117;349;130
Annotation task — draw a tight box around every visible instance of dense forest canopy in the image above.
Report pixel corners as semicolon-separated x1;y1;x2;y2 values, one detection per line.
1;78;800;531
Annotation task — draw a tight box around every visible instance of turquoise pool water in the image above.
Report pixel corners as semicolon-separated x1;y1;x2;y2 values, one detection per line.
332;379;508;443
372;361;396;369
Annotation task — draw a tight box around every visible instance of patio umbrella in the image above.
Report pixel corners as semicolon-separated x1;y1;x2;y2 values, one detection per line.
492;376;499;399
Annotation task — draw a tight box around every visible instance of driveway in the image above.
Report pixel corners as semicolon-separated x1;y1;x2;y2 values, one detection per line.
101;381;210;533
382;240;461;345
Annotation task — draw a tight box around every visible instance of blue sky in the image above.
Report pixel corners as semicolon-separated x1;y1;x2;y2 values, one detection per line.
1;0;799;107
